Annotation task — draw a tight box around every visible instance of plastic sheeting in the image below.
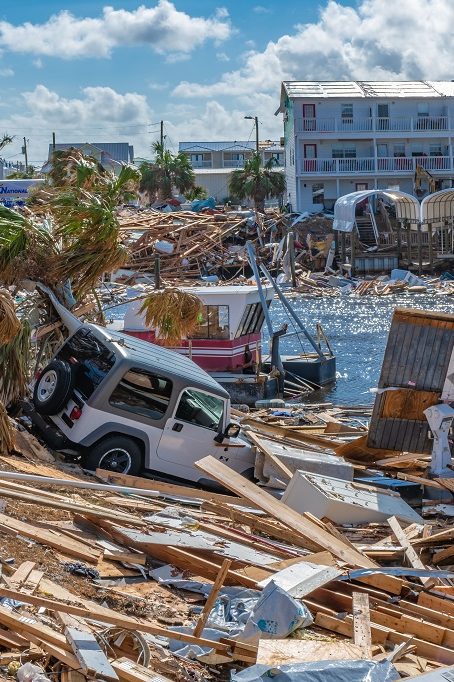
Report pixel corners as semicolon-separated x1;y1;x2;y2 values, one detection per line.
230;659;400;682
149;569;313;661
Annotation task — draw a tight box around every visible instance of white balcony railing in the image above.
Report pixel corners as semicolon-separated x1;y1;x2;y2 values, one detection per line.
223;160;246;168
299;156;452;174
295;116;450;134
191;160;212;168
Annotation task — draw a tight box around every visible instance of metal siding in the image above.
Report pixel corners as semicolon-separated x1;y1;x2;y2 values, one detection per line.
367;309;454;453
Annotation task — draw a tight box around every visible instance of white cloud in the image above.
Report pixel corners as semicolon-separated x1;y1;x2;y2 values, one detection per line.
0;67;13;77
253;6;272;14
0;1;232;59
216;52;230;62
33;58;43;69
174;0;454;100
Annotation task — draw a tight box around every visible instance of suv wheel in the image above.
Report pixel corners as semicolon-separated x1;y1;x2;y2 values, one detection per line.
84;436;143;475
33;360;74;415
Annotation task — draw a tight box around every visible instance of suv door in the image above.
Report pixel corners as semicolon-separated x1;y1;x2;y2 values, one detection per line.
157;387;226;474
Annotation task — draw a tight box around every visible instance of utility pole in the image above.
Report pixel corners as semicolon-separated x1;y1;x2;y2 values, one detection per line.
244;115;260;154
52;132;56;151
22;137;28;170
160;120;164;148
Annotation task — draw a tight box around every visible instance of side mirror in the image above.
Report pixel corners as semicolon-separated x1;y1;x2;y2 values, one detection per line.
225;422;240;439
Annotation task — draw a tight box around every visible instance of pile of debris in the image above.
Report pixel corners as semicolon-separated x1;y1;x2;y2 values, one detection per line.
0;436;454;682
117;208;288;280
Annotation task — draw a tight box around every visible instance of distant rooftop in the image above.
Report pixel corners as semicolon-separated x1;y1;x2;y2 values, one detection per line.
179;140;284;153
281;81;454;100
48;142;134;163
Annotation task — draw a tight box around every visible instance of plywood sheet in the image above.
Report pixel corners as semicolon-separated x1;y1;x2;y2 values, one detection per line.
257;639;364;665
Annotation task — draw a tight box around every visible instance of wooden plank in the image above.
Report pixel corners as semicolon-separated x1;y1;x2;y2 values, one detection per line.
96;468;255;507
352;592;372;658
0;513;102;563
257;639;364;665
194;456;376;568
9;561;35;587
21;569;44;595
113;657;173;682
313;610;454;665
65;627;118;681
194;559;232;637
387;516;433;587
0;585;233;654
246;432;292;481
381;389;440;420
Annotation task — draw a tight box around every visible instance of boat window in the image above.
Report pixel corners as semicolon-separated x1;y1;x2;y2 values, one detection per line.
109;368;172;420
175;389;224;431
235;302;270;337
191;305;230;340
56;328;115;400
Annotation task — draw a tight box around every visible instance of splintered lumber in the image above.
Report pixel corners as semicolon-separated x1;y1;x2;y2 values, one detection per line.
387;516;434;587
96;468;255;507
113;657;173;682
194;559;232;637
0;485;145;525
0;585;233;654
65;627;118;681
242;418;342;449
352;592;372;658
82;516;259;588
194;456;376;568
0;513;102;562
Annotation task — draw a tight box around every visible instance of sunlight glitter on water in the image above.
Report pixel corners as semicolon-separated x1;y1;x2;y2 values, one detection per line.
268;292;454;406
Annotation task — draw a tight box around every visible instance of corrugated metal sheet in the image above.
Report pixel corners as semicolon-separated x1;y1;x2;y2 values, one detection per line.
283;80;454;99
367;308;454;453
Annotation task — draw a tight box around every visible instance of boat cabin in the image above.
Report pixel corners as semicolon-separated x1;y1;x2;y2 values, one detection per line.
123;284;275;373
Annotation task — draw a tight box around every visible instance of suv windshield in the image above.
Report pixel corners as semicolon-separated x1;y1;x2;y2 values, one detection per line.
175;389;224;431
57;328;115;400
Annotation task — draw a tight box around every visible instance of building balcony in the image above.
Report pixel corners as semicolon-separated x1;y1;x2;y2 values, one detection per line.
191;160;212;168
223;160;246;168
298;156;452;175
295;116;450;134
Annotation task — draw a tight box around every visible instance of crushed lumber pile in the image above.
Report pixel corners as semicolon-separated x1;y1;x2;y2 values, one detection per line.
0;446;453;682
118;208;287;280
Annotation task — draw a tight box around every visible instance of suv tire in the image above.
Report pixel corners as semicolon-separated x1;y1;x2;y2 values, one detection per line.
33;360;75;415
84;436;143;475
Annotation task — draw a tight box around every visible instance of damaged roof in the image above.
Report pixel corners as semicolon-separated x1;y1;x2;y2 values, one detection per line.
280;80;454;102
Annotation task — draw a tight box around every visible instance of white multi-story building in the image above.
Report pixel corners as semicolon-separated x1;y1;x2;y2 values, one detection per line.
179;140;284;202
278;81;454;213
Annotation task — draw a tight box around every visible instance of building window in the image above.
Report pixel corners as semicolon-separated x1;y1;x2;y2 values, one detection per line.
341;103;353;120
191;305;230;340
417;103;429;117
429;144;442;157
356;183;368;191
393;144;405;158
175;389;224;431
411;143;424;157
332;145;356;158
109;369;172;420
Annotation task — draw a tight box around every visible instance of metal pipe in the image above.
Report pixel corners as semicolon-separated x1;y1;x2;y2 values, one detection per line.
245;241;274;338
258;259;325;360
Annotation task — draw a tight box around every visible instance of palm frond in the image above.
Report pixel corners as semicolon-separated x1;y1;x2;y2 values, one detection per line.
139;288;202;346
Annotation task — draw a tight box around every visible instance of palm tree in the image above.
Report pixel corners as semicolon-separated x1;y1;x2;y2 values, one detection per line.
139;142;195;202
229;154;286;213
0;134;13;153
185;185;208;201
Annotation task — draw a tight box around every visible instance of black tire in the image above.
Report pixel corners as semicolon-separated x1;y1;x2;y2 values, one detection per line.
83;436;143;475
33;360;75;416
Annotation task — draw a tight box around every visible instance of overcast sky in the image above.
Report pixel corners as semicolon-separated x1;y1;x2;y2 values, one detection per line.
0;0;452;166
